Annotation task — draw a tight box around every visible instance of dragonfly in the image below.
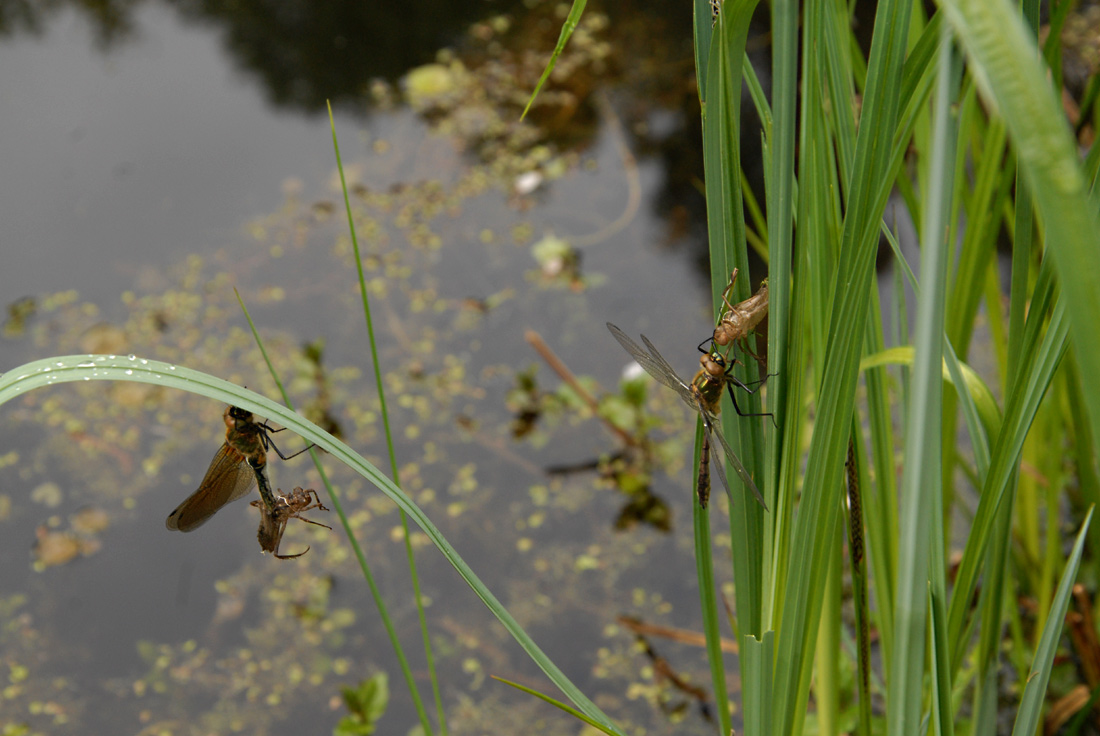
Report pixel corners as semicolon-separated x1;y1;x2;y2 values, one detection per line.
165;406;312;533
712;268;769;350
607;323;767;510
252;486;331;559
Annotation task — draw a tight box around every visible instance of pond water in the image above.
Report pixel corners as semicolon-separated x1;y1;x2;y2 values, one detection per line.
0;1;760;734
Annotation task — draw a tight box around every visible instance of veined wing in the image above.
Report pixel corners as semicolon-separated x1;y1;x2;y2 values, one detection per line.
166;443;257;532
606;323;696;406
607;324;767;511
702;412;767;510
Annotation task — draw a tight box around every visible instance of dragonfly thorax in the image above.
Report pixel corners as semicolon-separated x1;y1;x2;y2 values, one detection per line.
691;351;729;414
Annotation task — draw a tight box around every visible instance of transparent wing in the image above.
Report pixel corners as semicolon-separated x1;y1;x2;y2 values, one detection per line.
607;324;767;511
606;323;697;407
703;412;767;510
166;443;257;532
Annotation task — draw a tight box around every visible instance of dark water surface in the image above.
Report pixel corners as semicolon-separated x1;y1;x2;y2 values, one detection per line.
0;1;754;734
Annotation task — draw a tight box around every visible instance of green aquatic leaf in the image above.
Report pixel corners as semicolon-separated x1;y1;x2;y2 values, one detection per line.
335;673;389;736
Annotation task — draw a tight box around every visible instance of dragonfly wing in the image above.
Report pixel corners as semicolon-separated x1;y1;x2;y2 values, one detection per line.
705;415;768;510
606;323;696;405
166;443;257;532
637;334;715;413
638;334;682;382
704;428;732;508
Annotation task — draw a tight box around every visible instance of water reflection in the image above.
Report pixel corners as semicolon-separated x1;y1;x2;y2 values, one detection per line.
0;0;600;112
172;0;500;110
0;1;762;733
0;0;138;47
0;0;765;304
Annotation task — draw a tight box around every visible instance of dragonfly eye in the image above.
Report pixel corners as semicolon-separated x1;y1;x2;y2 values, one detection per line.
227;406;254;424
700;352;726;377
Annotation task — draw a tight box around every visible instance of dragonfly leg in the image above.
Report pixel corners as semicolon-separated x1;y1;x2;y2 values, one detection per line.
274;546;310;560
724;372;777;426
738;334;766;364
258;425;317;461
696;336;719;354
718;268;740;308
296;516;332;530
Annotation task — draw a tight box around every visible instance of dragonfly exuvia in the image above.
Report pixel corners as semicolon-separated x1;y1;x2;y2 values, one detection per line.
712;268;769;350
252;486;331;559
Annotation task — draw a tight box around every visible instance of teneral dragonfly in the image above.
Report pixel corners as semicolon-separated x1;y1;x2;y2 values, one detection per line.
607;323;767;510
165;406;311;532
252;486;331;559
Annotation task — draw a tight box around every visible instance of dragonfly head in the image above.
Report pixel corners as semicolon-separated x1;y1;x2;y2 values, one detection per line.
699;350;727;379
225;405;255;429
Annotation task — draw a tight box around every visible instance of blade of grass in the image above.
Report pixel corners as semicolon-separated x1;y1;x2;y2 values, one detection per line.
520;0;586;119
1010;508;1094;736
796;1;844;721
741;632;774;736
765;0;797;535
859;282;900;671
701;0;767;653
490;677;617;735
327;101;446;736
934;0;1100;477
947;263;1068;674
943;105;1008;358
880;228;997;473
692;423;731;736
928;580;954;736
693;0;715;104
772;0;913;723
778;0;846;668
815;533;842;736
845;434;873;736
887;23;959;735
233;290;433;736
0;356;623;735
699;16;769;735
